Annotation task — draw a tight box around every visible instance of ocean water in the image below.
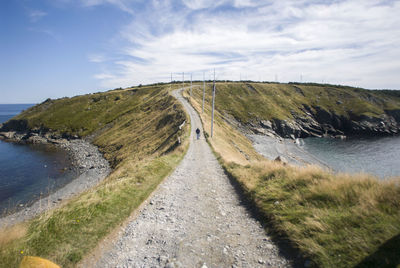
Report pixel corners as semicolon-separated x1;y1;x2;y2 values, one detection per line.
0;104;33;125
301;136;400;179
251;133;400;179
0;104;76;215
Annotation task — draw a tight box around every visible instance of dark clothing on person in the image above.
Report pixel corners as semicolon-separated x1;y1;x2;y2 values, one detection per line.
196;128;200;139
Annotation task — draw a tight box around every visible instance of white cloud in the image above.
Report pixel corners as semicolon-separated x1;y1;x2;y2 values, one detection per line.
88;54;106;63
181;0;225;9
94;73;116;80
91;0;400;89
29;10;47;22
80;0;135;14
232;0;260;8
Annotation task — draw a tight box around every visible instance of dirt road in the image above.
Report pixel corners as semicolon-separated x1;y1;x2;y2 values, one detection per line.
92;89;291;267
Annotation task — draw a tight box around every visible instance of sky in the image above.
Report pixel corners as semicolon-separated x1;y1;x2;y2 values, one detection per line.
1;0;400;103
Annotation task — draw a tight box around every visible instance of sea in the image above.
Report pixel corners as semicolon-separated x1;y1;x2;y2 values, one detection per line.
251;133;400;179
301;136;400;179
0;104;76;215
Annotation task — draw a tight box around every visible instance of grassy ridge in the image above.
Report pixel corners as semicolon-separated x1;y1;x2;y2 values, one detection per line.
200;82;400;123
0;85;189;267
14;85;185;167
187;84;400;267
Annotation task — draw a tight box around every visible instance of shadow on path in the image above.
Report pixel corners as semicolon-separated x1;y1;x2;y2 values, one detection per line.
354;234;400;268
220;164;309;268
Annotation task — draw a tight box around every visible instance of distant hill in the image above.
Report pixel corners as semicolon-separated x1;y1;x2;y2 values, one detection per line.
198;82;400;138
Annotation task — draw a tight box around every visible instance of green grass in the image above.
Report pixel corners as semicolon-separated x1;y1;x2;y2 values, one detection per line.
198;82;400;124
0;84;189;267
0;153;186;267
15;86;161;137
11;85;186;167
224;162;400;267
187;84;400;268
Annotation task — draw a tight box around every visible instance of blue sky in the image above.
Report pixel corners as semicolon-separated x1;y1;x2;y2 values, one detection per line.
1;0;400;103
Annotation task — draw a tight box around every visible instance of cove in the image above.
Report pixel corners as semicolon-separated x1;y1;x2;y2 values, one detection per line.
0;104;76;215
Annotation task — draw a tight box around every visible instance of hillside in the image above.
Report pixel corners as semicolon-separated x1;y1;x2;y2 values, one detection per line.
1;85;186;167
199;82;400;138
0;84;189;267
186;85;400;267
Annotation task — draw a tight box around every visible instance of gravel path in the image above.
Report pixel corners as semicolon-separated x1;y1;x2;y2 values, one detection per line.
93;89;292;268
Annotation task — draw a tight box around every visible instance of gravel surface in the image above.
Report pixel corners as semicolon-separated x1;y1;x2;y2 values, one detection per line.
92;89;292;268
0;139;110;227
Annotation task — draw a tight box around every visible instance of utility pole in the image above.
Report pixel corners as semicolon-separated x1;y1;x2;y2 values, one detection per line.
182;72;184;89
170;73;172;90
211;69;216;138
202;71;205;113
190;73;192;101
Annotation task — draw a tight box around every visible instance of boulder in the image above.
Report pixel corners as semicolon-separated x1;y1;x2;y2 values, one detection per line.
0;131;16;139
274;156;288;165
260;120;272;129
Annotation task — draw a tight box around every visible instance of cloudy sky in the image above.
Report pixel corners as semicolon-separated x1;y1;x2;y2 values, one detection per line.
1;0;400;103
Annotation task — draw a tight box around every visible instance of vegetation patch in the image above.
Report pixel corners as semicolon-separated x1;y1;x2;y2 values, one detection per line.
187;83;400;267
0;84;189;267
198;82;400;123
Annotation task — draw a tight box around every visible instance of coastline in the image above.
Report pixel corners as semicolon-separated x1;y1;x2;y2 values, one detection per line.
0;133;111;227
248;134;331;169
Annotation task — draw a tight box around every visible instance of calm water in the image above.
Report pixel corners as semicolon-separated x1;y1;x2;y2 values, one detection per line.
0;104;76;214
301;136;400;179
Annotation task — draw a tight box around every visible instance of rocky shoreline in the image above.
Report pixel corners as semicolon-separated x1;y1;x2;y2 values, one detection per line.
0;130;111;227
248;134;331;169
245;106;400;139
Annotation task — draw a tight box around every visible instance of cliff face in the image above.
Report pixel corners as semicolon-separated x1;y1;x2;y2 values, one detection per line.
249;107;400;139
198;82;400;139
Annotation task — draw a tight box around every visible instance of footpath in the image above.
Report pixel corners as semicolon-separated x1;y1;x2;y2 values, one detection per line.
90;89;291;267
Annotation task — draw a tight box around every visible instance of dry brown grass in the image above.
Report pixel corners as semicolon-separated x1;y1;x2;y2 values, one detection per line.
186;85;400;267
224;156;400;267
0;224;27;248
0;84;189;268
184;86;262;166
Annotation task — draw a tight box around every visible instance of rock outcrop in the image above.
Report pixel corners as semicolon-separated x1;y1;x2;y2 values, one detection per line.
248;106;400;139
0;119;78;144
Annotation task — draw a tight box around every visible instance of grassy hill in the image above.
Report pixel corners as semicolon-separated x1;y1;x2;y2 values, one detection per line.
8;85;185;166
207;82;400;121
186;83;400;267
196;82;400;137
0;84;189;267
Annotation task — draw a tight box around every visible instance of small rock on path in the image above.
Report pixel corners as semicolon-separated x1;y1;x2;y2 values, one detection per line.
92;89;291;268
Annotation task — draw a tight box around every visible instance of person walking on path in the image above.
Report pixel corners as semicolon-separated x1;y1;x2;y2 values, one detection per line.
196;128;201;140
